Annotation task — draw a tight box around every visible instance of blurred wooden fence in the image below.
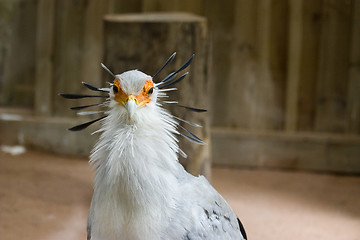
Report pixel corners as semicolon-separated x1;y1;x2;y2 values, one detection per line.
0;0;359;173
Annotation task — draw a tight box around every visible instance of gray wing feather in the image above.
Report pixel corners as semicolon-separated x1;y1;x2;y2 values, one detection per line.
180;176;246;240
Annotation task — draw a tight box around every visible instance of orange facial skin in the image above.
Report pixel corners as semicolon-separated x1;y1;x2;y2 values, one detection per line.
113;79;154;108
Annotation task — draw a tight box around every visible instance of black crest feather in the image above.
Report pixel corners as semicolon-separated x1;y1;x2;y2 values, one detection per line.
69;116;106;131
59;93;107;99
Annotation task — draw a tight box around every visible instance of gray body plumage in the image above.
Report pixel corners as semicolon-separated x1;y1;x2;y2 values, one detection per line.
88;169;245;240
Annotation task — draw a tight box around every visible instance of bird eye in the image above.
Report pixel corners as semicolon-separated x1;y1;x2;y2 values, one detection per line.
147;87;153;95
113;85;118;94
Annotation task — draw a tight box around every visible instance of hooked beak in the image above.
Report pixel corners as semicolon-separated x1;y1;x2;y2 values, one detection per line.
124;95;138;120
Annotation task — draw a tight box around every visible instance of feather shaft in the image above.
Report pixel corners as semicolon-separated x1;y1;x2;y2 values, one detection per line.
178;124;206;145
175;104;207;112
158;54;193;85
77;111;105;116
158;72;188;89
179;132;206;145
160;72;177;84
173;116;202;127
101;63;115;78
59;93;107;99
68;116;106;131
82;82;109;93
153;52;176;78
70;103;104;110
157;88;177;92
175;54;194;73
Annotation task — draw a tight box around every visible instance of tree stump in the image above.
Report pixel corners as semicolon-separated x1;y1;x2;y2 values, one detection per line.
103;12;210;178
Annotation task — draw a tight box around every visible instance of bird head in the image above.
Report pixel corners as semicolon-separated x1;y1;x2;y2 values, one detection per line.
110;70;155;120
60;53;207;145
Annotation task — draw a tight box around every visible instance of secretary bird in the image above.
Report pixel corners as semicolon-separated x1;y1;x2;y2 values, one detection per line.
60;53;247;240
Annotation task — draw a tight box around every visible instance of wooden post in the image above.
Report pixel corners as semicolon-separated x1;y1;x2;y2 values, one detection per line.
103;13;210;177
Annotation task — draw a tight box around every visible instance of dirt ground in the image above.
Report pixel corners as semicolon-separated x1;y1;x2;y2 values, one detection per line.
0;150;359;240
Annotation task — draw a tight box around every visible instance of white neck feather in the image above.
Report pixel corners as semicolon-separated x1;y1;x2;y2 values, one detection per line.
89;102;184;239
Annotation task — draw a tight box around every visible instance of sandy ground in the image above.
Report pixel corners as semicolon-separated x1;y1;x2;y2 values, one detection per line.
0;150;359;240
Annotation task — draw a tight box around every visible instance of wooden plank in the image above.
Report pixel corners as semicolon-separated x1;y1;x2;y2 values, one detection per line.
80;0;110;93
203;0;236;127
0;0;18;105
346;0;360;133
212;127;360;173
1;0;37;108
255;0;273;129
53;0;87;116
267;0;288;130
285;0;302;131
103;13;210;177
244;0;287;130
35;0;55;116
226;0;259;129
315;0;352;133
297;0;323;131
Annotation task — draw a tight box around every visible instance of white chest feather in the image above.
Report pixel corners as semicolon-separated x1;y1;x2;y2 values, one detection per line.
88;105;185;240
